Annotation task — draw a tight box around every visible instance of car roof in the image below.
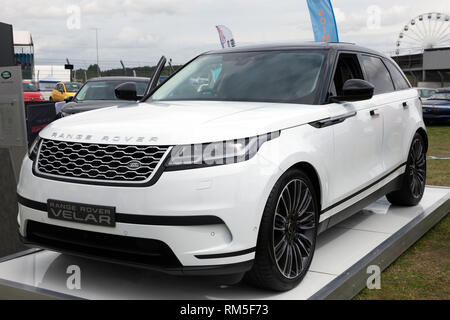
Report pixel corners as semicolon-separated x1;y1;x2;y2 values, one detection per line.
204;41;386;57
87;76;150;82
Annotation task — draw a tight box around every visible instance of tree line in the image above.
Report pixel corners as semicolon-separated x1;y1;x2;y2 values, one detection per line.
72;63;182;82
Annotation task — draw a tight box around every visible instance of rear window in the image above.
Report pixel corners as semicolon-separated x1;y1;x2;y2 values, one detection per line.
65;83;82;92
75;80;148;101
361;55;395;94
418;89;437;99
22;82;38;92
384;59;410;91
430;93;450;100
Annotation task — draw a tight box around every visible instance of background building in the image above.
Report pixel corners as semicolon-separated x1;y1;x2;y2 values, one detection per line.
392;47;450;88
392;12;450;88
13;30;34;80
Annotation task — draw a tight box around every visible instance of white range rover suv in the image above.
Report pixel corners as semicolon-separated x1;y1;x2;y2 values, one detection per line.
17;43;427;291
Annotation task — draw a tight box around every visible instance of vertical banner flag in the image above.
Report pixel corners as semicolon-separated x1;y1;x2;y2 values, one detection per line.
216;25;236;48
306;0;339;43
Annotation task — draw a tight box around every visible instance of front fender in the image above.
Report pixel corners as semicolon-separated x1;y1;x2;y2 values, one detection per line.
259;124;333;210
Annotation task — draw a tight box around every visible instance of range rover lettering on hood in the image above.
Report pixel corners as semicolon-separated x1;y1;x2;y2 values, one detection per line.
50;132;158;144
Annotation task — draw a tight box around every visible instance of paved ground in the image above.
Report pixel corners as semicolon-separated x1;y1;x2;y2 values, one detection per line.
0;149;25;258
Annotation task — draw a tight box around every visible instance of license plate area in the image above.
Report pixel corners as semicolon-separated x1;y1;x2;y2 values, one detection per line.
47;199;116;227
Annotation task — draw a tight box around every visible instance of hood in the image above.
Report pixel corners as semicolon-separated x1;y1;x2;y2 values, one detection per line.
61;100;130;114
40;100;331;145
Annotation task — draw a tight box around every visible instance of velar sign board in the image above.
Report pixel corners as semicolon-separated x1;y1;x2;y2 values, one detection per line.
0;66;27;148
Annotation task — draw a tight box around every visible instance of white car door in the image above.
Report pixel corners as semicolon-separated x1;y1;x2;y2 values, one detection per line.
382;58;419;167
360;55;407;172
321;53;385;218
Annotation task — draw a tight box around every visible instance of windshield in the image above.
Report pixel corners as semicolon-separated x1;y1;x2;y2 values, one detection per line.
418;89;437;99
75;80;149;101
64;83;82;92
22;82;38;92
150;50;327;104
429;93;450;100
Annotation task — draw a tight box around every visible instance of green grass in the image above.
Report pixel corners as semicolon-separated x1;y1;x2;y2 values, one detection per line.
426;126;450;157
355;124;450;300
355;215;450;300
427;160;450;187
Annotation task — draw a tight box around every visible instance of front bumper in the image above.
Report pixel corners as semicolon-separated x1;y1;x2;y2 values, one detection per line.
17;148;282;274
19;220;253;275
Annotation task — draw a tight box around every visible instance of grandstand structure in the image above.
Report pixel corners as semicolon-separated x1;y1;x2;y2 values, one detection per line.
13;30;34;80
392;47;450;88
392;13;450;88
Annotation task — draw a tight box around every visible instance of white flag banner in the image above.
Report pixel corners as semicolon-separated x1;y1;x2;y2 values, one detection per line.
216;25;236;48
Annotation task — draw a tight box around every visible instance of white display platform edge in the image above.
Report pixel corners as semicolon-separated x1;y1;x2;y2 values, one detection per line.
310;186;450;299
0;249;80;299
0;186;448;300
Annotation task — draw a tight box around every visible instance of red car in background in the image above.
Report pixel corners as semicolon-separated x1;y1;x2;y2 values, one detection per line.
22;81;45;102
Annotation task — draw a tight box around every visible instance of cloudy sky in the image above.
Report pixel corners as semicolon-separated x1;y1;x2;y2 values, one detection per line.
2;0;449;69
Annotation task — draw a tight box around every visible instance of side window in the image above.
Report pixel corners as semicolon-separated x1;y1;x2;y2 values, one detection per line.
384;59;410;90
56;84;63;92
332;53;364;96
361;55;395;94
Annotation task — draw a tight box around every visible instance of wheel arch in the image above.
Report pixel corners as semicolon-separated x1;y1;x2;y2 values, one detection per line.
416;127;428;153
288;162;322;212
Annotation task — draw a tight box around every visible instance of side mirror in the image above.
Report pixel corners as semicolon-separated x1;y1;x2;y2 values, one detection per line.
332;79;375;102
115;82;138;101
65;96;74;102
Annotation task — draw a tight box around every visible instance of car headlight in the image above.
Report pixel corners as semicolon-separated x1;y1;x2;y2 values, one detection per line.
165;131;280;170
28;136;42;160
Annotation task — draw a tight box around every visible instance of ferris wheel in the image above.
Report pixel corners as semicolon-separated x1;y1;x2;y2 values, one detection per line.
395;12;450;55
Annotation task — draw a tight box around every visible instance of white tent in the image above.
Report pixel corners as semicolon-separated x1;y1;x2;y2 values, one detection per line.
13;30;33;46
34;65;70;82
34;65;70;90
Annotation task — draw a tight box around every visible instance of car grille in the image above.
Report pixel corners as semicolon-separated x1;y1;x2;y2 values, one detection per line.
36;139;169;183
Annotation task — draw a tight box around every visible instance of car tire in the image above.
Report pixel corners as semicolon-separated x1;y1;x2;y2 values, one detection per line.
387;133;426;206
245;169;319;291
49;97;53;102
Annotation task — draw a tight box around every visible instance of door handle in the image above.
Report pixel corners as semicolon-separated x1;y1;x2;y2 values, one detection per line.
370;109;379;117
403;102;409;109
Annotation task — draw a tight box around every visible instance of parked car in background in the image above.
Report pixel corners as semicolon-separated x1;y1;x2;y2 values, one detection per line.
22;81;45;102
422;88;450;122
158;76;169;84
49;82;82;102
416;87;437;100
59;77;150;116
